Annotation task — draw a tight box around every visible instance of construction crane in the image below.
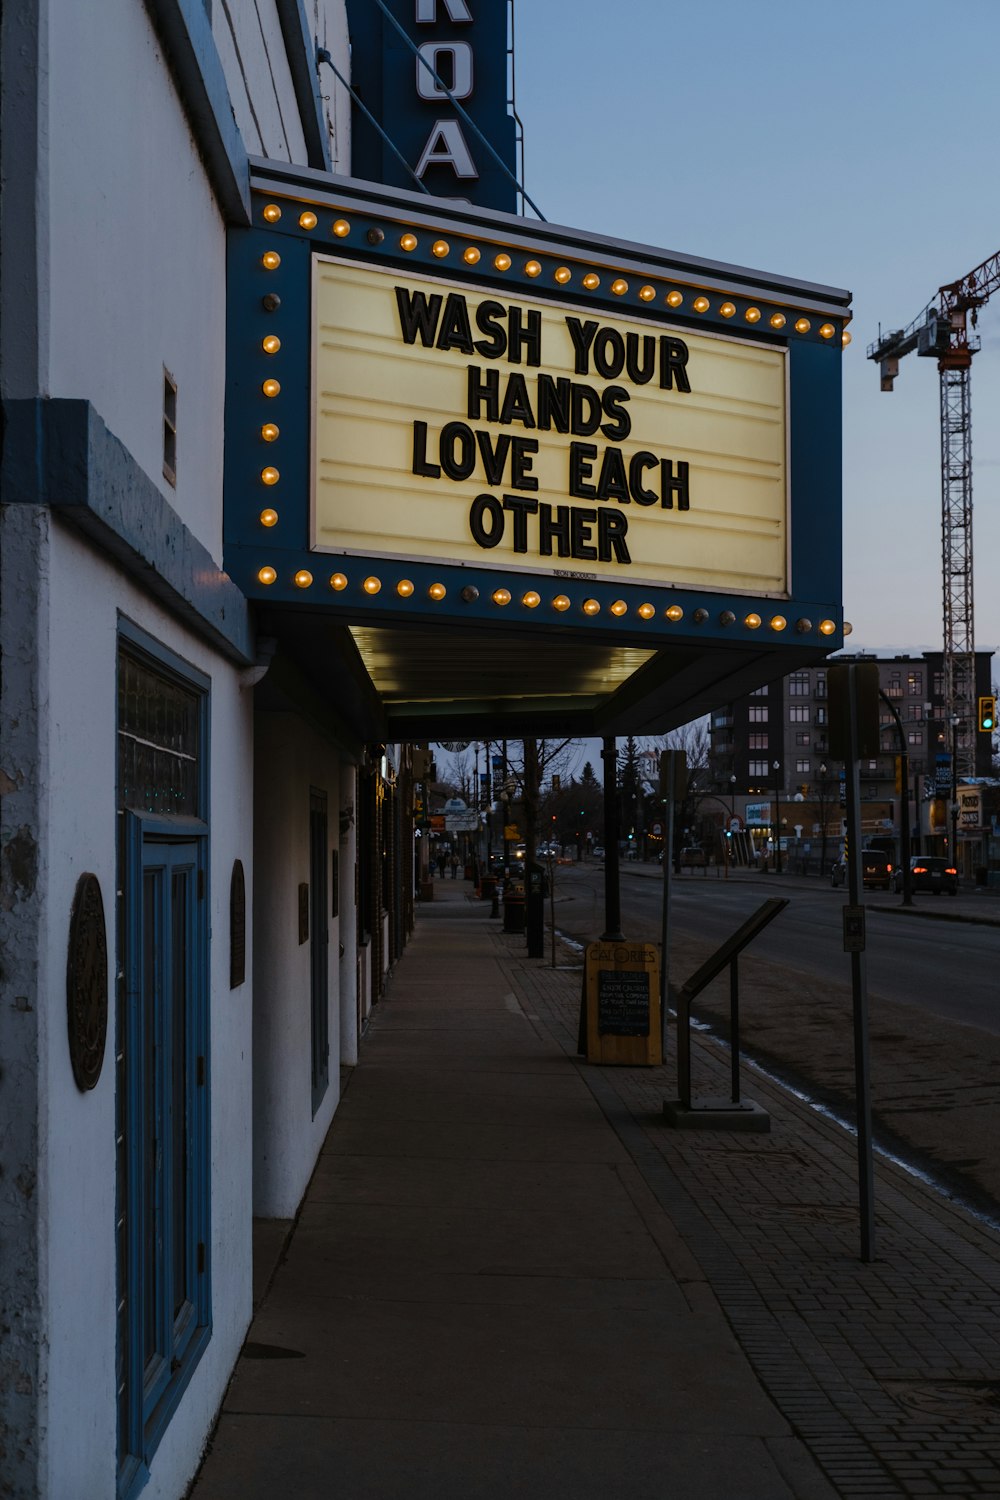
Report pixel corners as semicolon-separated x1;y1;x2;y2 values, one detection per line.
868;248;1000;778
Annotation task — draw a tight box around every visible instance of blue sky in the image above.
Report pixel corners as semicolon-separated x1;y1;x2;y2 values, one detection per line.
514;0;1000;660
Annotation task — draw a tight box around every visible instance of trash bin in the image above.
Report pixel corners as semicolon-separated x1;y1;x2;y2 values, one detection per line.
502;879;525;932
480;875;497;903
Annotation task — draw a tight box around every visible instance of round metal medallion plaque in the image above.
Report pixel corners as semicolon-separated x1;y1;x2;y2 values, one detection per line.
66;872;109;1091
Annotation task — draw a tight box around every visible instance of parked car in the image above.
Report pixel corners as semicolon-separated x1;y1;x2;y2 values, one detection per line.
830;850;893;890
892;855;958;895
591;845;604;859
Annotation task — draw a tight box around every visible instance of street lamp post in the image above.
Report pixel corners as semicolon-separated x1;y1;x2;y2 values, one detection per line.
772;760;783;873
950;714;960;872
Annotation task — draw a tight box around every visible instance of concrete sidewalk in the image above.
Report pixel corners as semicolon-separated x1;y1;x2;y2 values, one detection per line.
191;884;1000;1500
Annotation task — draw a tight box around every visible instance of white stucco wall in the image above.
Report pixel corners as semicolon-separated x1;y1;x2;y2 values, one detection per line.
339;759;359;1065
252;713;346;1219
40;522;255;1500
8;1;359;1492
45;0;227;562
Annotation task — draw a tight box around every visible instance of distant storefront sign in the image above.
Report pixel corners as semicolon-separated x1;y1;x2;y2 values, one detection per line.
745;802;771;827
958;787;982;831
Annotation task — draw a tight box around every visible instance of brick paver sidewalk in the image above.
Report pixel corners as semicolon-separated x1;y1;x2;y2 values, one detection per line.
501;925;1000;1499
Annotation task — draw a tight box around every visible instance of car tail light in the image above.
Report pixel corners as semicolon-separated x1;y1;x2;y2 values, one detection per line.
913;865;927;874
946;867;957;876
886;864;893;872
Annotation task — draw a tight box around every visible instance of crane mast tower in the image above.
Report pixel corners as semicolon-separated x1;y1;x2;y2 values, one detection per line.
868;250;999;779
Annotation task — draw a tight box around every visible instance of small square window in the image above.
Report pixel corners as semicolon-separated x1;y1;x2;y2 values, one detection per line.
163;369;177;486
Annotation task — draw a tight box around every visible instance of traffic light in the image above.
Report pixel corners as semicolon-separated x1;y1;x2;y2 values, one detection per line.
978;695;996;732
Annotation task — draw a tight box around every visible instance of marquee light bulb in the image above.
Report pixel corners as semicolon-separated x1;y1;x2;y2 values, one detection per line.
261;423;279;442
582;598;600;616
665;604;684;621
363;576;381;594
611;279;628;296
820;323;836;340
795;617;812;633
720;302;736;318
554;266;572;284
524;260;542;277
262;204;281;223
552;594;570;611
693;296;710;313
522;590;540;608
794;318;811;334
692;608;709;623
260;467;279;486
819;619;837;635
770;615;787;631
719;610;736;625
745;307;761;323
257;565;277;584
770;313;786;330
638;603;655;619
294;570;313;588
330;573;348;591
842;330;853;347
428;582;446;600
400;233;418;251
262;335;281;355
610;599;627;616
639;285;656;302
666;290;683;307
492;587;511;605
432;239;450;258
332;219;351;238
396;579;415;597
494;253;511;271
259;509;278;527
463;247;480;264
843;621;853;635
299;211;317;230
261;251;281;270
582;273;600;290
262;379;280;397
744;613;762;629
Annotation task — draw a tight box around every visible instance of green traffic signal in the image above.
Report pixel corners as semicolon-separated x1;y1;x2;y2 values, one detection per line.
979;694;997;732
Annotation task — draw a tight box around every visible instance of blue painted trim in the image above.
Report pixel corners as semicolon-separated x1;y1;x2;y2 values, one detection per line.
274;0;331;172
117;616;213;696
3;399;253;667
248;160;852;315
116;638;212;1494
142;0;251;224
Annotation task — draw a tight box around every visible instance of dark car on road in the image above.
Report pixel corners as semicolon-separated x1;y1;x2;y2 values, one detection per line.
830;850;893;890
892;855;958;895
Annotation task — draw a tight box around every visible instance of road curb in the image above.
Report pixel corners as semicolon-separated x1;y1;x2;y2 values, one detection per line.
871;902;1000;929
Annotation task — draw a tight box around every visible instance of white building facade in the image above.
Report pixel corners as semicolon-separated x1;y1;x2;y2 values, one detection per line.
0;4;404;1497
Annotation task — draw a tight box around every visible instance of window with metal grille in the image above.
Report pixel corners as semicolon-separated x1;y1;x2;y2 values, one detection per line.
116;629;209;1499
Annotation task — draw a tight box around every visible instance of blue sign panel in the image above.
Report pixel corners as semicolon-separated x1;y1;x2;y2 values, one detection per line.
346;0;516;212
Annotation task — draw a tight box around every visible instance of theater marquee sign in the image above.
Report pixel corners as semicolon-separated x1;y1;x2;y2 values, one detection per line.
225;168;850;656
312;260;788;593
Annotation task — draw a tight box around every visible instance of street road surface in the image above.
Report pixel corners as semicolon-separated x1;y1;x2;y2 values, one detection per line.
547;861;1000;1218
552;864;999;1033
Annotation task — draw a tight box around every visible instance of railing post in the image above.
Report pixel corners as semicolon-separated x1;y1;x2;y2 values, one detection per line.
730;957;741;1104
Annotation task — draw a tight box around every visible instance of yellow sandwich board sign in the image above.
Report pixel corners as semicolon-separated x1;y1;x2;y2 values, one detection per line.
584;940;661;1066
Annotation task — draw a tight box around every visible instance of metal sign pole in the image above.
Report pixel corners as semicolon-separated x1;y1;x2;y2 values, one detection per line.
660;753;676;1066
845;664;876;1263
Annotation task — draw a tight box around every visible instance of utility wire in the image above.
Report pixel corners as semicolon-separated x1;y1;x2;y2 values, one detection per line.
317;47;431;195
